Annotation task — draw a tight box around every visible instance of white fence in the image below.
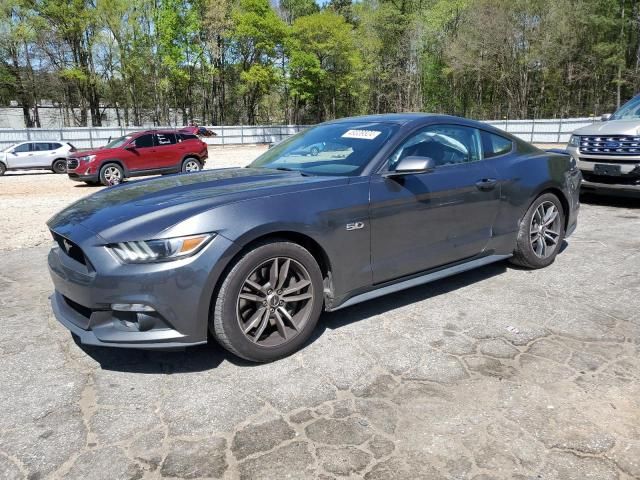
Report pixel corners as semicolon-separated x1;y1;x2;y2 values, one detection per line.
0;125;307;150
0;118;597;150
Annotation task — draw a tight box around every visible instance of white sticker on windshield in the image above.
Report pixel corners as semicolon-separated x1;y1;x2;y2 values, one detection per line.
341;129;382;140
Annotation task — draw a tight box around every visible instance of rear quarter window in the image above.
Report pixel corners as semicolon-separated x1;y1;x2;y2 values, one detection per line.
481;131;513;158
179;133;199;141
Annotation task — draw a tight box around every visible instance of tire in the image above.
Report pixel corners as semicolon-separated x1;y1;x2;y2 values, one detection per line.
310;146;320;156
99;163;124;186
0;162;5;176
181;157;201;173
211;240;324;362
52;158;67;174
510;193;565;269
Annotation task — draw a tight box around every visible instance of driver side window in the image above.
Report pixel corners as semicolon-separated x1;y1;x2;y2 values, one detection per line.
388;125;483;171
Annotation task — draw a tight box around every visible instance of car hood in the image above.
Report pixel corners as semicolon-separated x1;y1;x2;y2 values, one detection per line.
48;168;347;242
69;147;117;157
573;120;640;136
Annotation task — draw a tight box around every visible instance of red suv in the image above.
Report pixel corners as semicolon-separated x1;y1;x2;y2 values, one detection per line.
66;130;208;186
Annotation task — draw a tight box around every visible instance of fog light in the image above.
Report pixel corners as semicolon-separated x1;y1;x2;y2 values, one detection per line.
111;303;155;312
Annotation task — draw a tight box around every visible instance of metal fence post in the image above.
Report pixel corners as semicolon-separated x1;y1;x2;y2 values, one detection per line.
241;124;244;145
88;128;93;149
530;119;536;143
26;128;31;140
221;125;224;147
557;118;563;143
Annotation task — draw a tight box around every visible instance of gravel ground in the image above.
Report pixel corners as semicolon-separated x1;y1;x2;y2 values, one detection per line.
0;145;268;251
1;144;640;479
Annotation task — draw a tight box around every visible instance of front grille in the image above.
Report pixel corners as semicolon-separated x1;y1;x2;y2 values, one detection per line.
67;159;79;169
579;136;640;156
51;231;86;265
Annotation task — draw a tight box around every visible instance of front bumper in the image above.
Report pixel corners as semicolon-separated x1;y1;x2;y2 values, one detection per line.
580;179;640;197
48;230;238;349
566;146;640;196
68;171;100;182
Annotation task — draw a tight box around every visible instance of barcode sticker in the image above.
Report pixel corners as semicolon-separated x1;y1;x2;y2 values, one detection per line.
341;130;382;140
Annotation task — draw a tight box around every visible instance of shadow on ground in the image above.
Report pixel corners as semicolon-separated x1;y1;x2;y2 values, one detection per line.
580;191;640;209
78;261;509;374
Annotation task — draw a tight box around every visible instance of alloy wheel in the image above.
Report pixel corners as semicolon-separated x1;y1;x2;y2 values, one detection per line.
236;257;314;347
104;166;122;185
184;160;200;172
530;201;561;258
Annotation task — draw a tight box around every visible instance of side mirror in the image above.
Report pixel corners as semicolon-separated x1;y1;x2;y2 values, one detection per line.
601;113;612;122
385;156;436;177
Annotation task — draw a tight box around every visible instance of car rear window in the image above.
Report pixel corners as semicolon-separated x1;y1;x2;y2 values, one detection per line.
179;133;199;141
481;131;513;158
156;133;177;145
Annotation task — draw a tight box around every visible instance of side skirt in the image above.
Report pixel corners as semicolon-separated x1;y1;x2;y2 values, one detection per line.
326;254;512;312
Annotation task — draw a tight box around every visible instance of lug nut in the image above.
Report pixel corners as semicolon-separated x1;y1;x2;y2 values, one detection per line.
267;289;273;294
279;300;284;305
262;301;267;306
277;289;282;294
270;307;275;312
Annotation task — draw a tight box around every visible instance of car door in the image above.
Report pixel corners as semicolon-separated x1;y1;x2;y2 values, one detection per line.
369;124;501;284
32;142;57;167
126;133;157;171
6;142;42;169
153;132;179;169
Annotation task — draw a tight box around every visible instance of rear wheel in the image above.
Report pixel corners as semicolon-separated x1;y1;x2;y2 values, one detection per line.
99;163;124;186
52;159;67;174
510;193;565;269
211;241;324;362
182;157;201;173
0;162;5;176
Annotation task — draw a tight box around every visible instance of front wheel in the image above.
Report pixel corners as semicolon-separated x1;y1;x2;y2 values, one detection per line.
510;193;565;269
211;241;324;362
99;163;124;186
181;158;201;173
52;159;67;174
0;162;5;176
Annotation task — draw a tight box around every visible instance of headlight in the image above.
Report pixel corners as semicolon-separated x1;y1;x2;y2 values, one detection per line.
78;155;96;162
568;135;580;147
107;233;214;263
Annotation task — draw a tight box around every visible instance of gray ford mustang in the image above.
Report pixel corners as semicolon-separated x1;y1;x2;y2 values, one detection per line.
48;114;581;362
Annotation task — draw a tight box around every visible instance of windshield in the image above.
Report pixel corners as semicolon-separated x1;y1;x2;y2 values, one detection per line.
611;96;640;120
249;122;399;176
104;135;132;149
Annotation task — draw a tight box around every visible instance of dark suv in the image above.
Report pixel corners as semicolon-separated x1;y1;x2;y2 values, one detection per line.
66;130;208;185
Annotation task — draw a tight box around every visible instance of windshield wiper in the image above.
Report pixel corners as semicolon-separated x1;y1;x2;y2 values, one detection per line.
273;167;313;177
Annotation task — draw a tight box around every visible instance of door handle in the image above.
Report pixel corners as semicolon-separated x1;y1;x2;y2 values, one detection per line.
475;178;497;191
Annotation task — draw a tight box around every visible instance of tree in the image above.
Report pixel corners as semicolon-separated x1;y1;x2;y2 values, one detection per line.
289;10;363;122
228;0;287;124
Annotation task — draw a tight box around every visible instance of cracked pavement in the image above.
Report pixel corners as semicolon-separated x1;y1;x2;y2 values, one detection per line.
0;193;639;479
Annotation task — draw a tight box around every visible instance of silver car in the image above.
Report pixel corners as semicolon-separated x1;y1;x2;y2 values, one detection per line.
0;141;76;176
567;94;640;196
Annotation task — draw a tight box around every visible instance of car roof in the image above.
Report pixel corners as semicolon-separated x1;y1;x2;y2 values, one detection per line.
326;113;438;125
323;113;516;136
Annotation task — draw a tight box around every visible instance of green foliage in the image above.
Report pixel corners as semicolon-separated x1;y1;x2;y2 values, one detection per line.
1;0;638;125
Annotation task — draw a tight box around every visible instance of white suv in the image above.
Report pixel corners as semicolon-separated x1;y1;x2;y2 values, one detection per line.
567;95;640;196
0;141;76;176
